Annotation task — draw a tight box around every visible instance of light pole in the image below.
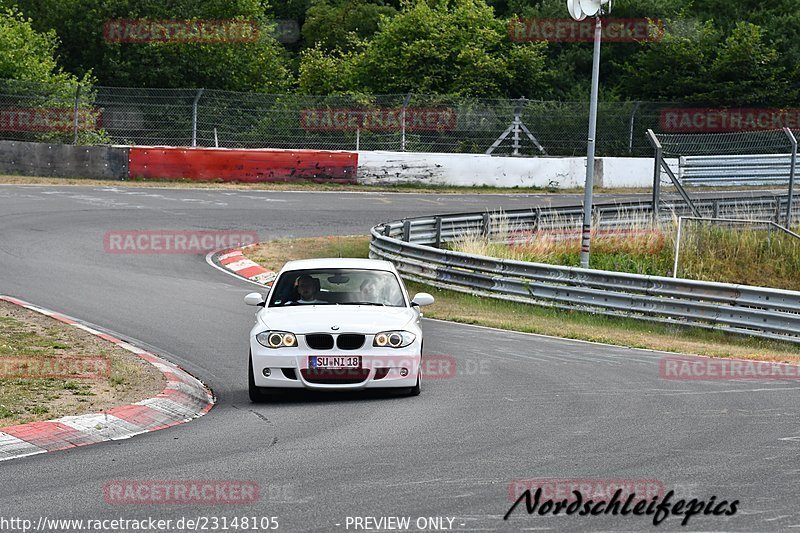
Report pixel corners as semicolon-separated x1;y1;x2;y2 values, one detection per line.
567;0;611;268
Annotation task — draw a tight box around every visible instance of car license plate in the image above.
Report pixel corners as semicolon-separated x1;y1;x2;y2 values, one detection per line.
309;356;361;369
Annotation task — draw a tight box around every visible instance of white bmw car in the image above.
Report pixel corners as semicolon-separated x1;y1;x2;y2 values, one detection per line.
244;258;434;401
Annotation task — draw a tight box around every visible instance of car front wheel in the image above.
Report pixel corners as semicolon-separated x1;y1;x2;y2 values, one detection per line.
405;372;421;396
248;351;274;402
406;351;421;396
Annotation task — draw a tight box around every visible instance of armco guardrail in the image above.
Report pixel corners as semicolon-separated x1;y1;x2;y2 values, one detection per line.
370;194;800;344
680;154;795;186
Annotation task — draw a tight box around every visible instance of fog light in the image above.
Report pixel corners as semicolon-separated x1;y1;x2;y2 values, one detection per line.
400;368;408;377
262;368;271;377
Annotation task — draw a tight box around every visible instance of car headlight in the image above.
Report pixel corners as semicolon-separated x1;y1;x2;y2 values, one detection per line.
373;331;416;348
256;331;297;349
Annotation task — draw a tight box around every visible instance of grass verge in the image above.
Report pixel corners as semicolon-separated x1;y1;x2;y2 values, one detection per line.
0;301;165;427
453;211;800;291
243;235;800;363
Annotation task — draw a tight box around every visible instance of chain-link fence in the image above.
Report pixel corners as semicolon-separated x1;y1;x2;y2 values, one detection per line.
1;78;785;157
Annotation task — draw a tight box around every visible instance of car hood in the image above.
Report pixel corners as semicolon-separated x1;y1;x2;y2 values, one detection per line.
257;305;417;334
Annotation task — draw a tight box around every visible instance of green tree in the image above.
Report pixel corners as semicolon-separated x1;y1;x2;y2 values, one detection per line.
700;22;789;106
8;0;292;91
297;46;358;94
618;20;792;105
0;7;87;86
302;0;396;52
617;19;717;102
299;0;550;97
357;0;548;97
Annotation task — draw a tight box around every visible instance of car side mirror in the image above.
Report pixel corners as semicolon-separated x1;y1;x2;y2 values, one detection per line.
411;292;435;307
244;292;266;307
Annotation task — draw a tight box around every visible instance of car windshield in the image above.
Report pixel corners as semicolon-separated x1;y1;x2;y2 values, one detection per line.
268;268;406;307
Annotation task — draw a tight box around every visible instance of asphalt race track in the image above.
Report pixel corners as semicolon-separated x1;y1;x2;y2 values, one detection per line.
1;184;798;532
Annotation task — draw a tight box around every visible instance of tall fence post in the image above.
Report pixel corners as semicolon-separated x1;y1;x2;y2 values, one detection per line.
401;92;412;151
784;127;797;227
627;101;642;154
192;88;204;147
512;100;522;156
647;129;662;222
72;84;82;144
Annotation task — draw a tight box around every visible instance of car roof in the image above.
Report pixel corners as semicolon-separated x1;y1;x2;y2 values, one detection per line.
279;258;398;273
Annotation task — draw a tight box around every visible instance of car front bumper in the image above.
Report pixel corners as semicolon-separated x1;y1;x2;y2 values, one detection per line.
250;338;421;390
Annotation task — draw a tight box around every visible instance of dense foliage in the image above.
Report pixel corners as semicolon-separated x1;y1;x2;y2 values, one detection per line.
3;0;798;105
0;7;89;89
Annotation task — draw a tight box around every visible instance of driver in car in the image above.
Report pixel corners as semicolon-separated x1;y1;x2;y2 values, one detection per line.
288;274;326;305
359;278;382;304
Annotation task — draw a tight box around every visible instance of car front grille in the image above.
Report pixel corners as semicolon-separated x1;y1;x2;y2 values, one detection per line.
305;333;365;350
306;334;334;350
336;334;365;350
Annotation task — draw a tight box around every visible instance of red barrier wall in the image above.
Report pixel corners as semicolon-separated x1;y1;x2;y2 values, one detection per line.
128;147;358;183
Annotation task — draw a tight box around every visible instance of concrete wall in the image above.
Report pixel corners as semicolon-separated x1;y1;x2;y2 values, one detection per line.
129;147;358;183
0;141;670;189
0;140;128;180
357;151;670;189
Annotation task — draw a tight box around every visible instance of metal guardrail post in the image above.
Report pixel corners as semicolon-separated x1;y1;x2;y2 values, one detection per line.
402;220;411;242
673;216;684;278
192;88;204;147
482;212;491;238
785;128;797;227
382;225;390;237
434;217;442;249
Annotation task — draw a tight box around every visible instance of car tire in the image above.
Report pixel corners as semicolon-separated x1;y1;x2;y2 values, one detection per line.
406;350;422;397
406;373;421;396
248;352;273;402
